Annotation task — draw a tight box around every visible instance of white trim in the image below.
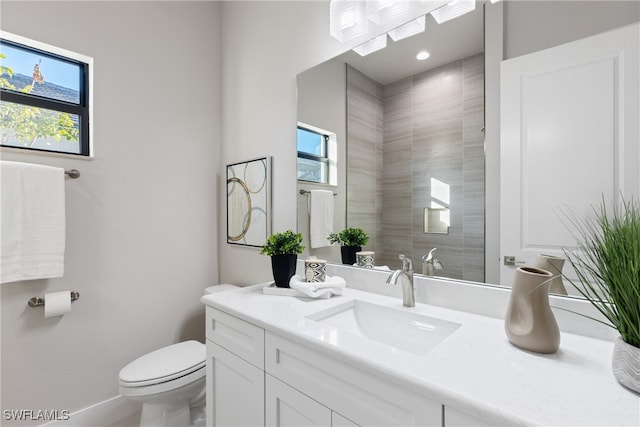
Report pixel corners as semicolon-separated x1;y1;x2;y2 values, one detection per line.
39;395;139;427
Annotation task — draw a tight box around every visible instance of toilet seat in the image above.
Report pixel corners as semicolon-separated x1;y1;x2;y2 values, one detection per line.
119;340;205;388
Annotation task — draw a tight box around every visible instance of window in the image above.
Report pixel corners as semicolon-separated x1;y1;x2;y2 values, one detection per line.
1;32;92;156
297;126;330;183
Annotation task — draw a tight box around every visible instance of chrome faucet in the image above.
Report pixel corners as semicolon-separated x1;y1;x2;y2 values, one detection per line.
422;248;443;276
386;254;415;307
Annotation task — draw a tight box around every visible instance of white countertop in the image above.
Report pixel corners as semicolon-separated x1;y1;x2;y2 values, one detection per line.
201;284;639;426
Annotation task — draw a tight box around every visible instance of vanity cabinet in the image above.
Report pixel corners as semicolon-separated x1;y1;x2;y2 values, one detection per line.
206;306;445;427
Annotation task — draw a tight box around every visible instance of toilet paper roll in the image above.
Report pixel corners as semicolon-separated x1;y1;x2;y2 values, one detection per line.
44;291;71;318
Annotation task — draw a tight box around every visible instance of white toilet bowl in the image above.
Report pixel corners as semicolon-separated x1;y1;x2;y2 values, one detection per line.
119;285;238;427
119;341;206;427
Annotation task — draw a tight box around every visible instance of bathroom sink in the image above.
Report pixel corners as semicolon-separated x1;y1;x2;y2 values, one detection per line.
307;300;460;355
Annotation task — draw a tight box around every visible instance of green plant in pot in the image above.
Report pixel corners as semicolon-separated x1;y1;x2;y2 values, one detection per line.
261;230;304;288
562;197;640;393
328;227;369;265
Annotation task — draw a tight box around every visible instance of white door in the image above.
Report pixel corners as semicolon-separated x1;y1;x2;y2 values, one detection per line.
500;23;639;290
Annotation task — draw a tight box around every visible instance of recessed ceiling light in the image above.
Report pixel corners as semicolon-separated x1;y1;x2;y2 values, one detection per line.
416;50;430;60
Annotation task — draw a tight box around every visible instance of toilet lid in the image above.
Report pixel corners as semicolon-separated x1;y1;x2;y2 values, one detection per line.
119;340;206;387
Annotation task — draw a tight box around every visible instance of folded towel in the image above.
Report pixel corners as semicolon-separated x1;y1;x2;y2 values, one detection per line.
1;161;66;284
309;190;334;248
289;274;346;298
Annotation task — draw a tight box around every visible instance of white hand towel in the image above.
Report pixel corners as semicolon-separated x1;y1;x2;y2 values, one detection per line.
309;190;334;248
289;274;346;299
1;161;66;284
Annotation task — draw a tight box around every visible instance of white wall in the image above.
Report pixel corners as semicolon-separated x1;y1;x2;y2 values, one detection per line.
0;1;221;423
296;59;346;263
504;0;640;59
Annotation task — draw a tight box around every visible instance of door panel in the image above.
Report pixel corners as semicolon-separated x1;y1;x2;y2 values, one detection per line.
500;23;639;290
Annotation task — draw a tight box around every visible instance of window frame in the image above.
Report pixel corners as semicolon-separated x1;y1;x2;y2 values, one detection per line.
297;126;330;184
0;31;93;157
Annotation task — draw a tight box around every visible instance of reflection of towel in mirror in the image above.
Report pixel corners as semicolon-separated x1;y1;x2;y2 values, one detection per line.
309;190;334;248
289;274;346;298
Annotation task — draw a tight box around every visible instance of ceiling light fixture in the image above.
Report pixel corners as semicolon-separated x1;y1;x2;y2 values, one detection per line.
416;50;430;60
430;0;476;24
329;0;368;42
353;33;388;56
387;15;426;41
367;0;409;25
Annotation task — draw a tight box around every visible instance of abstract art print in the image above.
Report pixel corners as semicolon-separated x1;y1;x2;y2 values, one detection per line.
226;156;272;247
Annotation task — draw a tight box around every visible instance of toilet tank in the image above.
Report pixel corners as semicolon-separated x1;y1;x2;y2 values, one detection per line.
205;284;238;294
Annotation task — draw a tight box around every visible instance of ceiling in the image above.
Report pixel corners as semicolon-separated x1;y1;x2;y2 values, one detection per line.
339;3;485;85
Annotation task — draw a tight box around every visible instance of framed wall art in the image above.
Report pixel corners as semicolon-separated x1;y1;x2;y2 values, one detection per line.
226;156;272;247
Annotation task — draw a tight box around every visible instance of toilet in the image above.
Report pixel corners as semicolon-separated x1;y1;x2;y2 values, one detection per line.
118;284;238;427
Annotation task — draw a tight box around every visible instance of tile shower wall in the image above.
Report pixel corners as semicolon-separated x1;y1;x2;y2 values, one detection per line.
347;54;485;281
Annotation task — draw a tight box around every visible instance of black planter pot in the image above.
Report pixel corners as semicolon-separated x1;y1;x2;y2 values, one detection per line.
340;246;361;265
271;254;298;288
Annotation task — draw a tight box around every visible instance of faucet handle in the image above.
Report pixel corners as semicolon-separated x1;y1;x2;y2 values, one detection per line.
422;248;437;262
398;254;413;272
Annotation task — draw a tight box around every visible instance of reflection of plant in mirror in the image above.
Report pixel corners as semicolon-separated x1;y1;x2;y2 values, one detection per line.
562;197;640;348
260;230;305;256
328;227;369;247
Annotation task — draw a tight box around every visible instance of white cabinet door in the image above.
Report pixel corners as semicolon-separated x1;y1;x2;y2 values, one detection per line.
500;23;639;289
206;340;264;427
266;374;331;427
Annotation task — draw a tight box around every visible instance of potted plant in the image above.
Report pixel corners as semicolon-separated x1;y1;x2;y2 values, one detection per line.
562;197;640;392
260;230;304;288
328;227;369;265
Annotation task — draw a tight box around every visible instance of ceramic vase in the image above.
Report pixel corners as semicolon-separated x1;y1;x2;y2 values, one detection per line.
505;266;560;354
271;254;297;288
612;336;640;393
340;246;361;265
534;254;568;295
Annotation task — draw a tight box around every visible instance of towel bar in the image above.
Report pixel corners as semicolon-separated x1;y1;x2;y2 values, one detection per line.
28;291;80;307
64;169;80;179
299;189;337;196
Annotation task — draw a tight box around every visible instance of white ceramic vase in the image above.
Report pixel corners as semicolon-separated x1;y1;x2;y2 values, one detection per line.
505;266;560;354
534;254;568;295
612;336;640;393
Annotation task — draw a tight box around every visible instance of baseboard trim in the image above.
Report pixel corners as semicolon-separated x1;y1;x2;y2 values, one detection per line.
40;395;139;427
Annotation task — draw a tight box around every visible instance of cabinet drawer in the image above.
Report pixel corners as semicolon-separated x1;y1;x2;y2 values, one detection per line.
265;332;441;427
206;306;264;369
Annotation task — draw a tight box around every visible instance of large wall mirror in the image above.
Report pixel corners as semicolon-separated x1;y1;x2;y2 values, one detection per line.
296;0;639;299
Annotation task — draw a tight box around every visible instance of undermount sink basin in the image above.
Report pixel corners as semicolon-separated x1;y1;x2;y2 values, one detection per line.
307;300;460;355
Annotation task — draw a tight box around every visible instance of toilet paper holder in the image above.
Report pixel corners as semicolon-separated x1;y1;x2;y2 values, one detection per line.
28;291;80;307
